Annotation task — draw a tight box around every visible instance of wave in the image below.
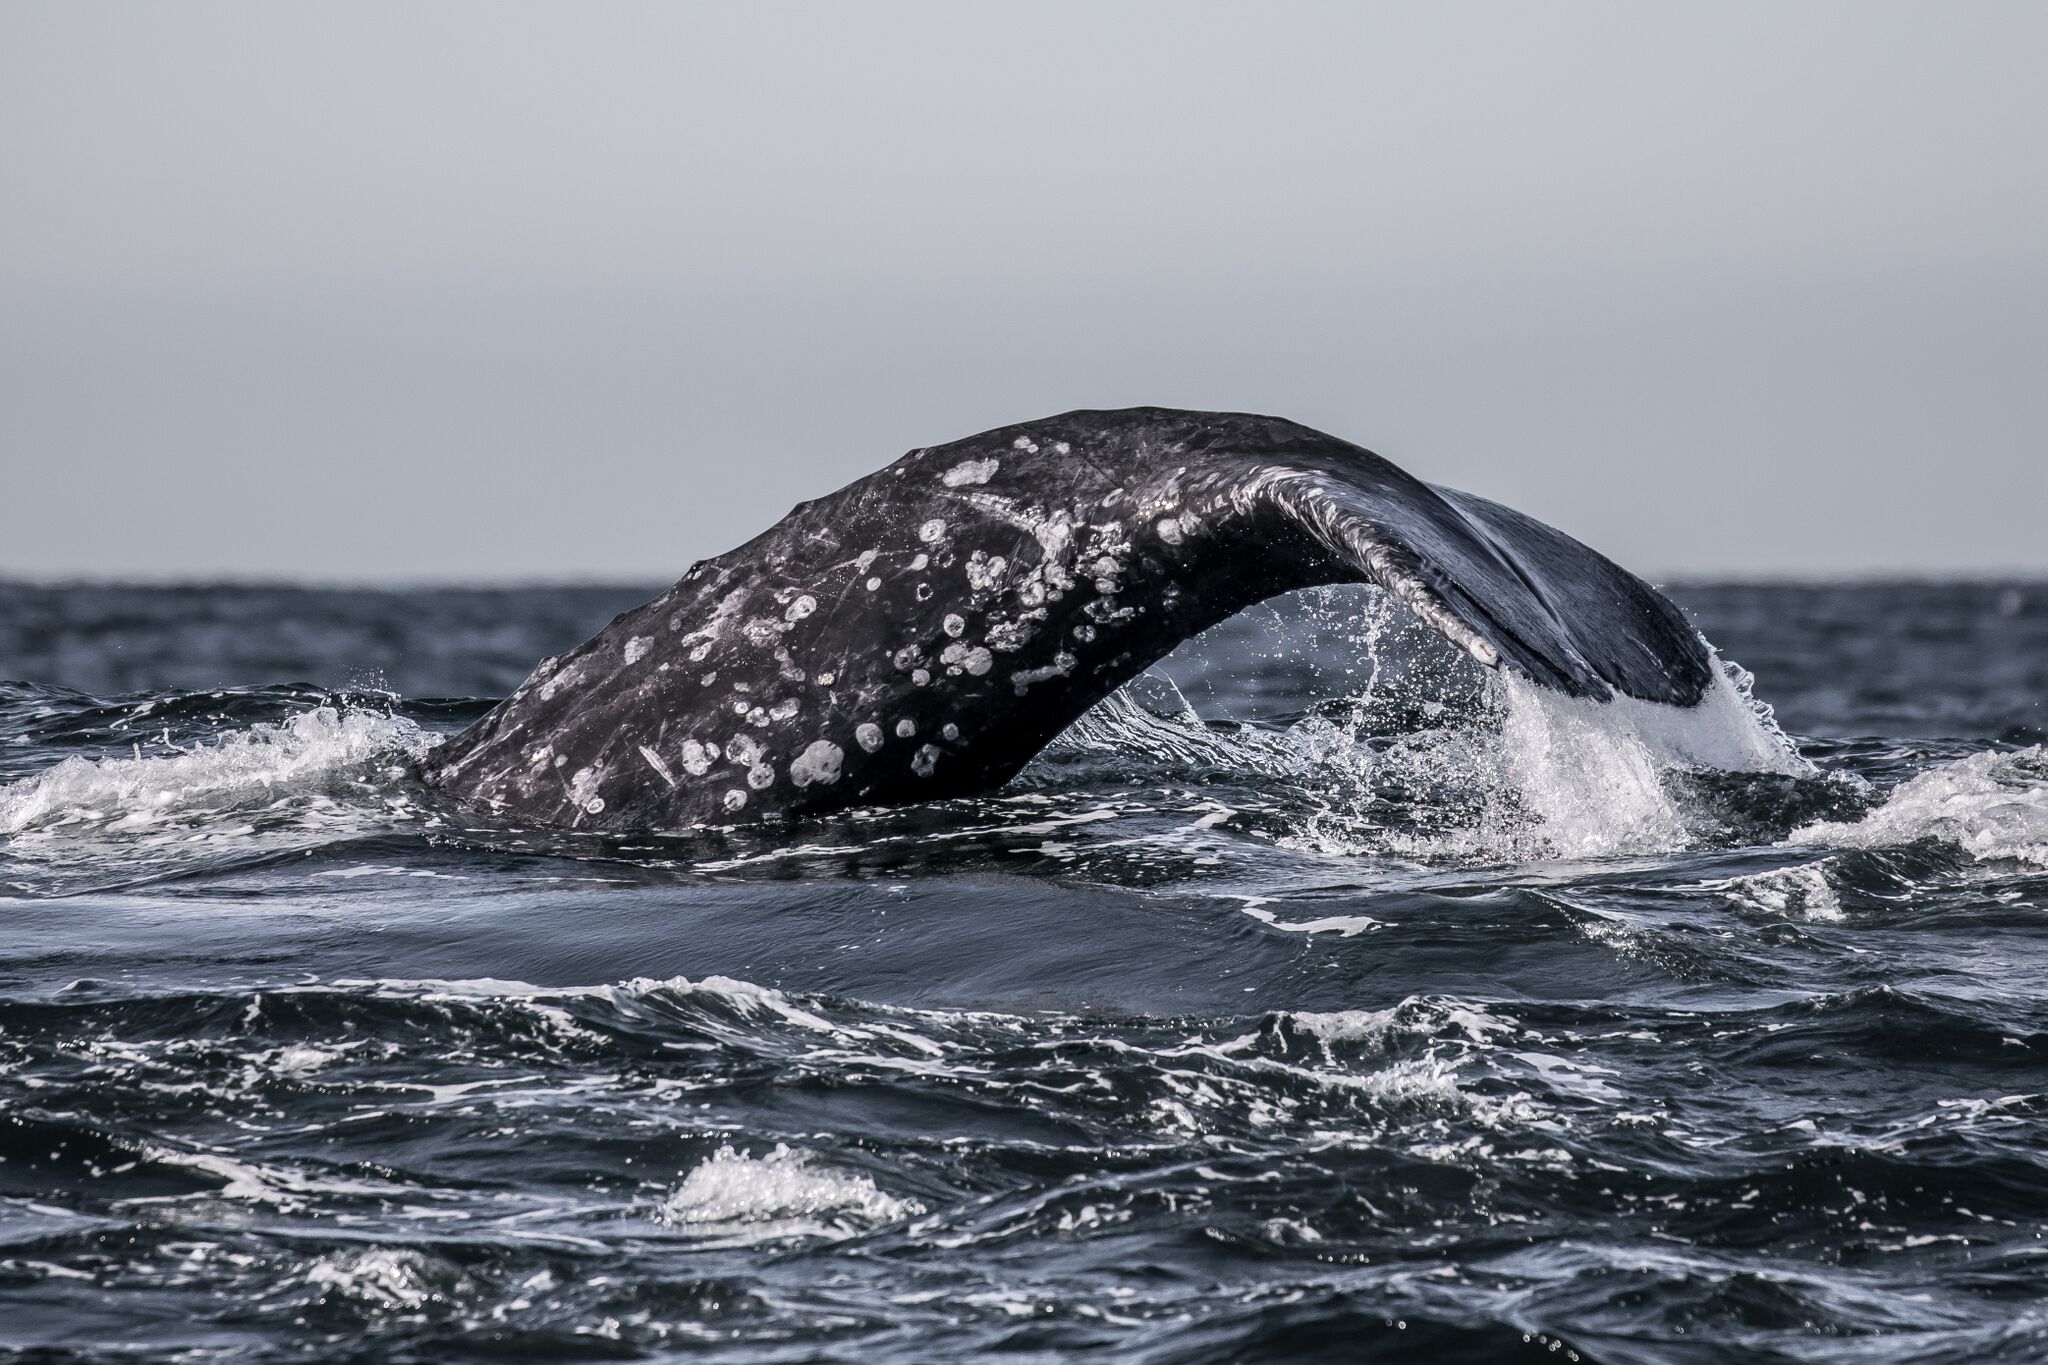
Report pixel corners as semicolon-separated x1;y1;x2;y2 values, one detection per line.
0;594;1823;878
1789;745;2048;867
0;703;439;895
0;704;435;837
658;1144;924;1241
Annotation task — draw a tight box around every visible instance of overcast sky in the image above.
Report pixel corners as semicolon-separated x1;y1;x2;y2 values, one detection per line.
4;1;2043;581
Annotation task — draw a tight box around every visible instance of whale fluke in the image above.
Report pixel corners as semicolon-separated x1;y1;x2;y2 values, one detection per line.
419;408;1711;829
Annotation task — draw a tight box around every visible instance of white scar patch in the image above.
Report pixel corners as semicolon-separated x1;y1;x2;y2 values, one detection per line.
789;740;844;787
941;457;999;487
624;636;654;664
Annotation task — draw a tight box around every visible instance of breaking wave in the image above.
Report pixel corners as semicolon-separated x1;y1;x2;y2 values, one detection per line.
1790;745;2048;867
659;1144;924;1239
0;703;434;837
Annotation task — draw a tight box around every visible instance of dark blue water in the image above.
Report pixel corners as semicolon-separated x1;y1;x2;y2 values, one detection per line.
1;579;2044;1363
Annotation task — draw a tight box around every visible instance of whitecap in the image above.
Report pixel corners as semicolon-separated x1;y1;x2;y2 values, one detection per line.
1787;747;2048;867
0;705;434;836
657;1143;923;1240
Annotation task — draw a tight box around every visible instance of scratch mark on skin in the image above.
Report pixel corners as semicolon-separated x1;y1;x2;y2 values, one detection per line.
638;745;676;788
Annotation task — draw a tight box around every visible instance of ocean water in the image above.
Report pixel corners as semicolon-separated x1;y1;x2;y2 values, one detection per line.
1;578;2044;1363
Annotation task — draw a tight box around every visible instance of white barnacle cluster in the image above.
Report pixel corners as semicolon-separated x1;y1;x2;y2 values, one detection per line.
876;474;1173;705
728;733;777;790
939;641;994;676
1153;508;1201;546
964;550;1008;593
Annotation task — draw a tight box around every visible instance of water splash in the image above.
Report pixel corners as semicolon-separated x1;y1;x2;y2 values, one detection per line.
658;1144;925;1240
1789;746;2048;867
0;704;434;836
1054;649;1809;863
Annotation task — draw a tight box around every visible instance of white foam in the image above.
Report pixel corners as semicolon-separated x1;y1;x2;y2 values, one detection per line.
657;1143;922;1239
1466;663;1810;860
1788;747;2048;867
124;1145;403;1212
626;974;863;1039
1281;998;1516;1054
1707;861;1847;921
1292;658;1808;862
1055;620;1807;864
0;705;434;836
304;1248;449;1310
1240;904;1383;937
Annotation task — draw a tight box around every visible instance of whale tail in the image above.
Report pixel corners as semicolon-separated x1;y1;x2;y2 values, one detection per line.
1242;462;1711;706
421;408;1717;829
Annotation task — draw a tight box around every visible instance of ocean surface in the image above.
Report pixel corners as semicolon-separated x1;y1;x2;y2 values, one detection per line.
1;578;2044;1363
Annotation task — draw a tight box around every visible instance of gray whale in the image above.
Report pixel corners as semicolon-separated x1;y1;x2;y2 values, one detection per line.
419;408;1711;829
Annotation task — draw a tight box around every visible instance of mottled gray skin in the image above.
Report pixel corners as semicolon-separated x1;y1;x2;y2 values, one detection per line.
419;408;1711;830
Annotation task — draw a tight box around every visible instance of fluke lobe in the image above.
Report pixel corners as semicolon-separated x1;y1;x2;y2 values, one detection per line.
419;408;1712;829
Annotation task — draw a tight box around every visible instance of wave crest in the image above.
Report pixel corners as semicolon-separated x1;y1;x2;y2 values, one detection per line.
1790;746;2048;867
0;704;433;836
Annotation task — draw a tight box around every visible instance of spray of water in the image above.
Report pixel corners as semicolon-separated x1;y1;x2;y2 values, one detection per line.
1051;586;1812;862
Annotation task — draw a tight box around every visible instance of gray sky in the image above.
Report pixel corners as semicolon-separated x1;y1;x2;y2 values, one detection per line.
4;1;2043;581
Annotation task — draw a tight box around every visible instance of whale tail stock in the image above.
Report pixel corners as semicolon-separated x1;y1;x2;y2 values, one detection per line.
419;408;1713;829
